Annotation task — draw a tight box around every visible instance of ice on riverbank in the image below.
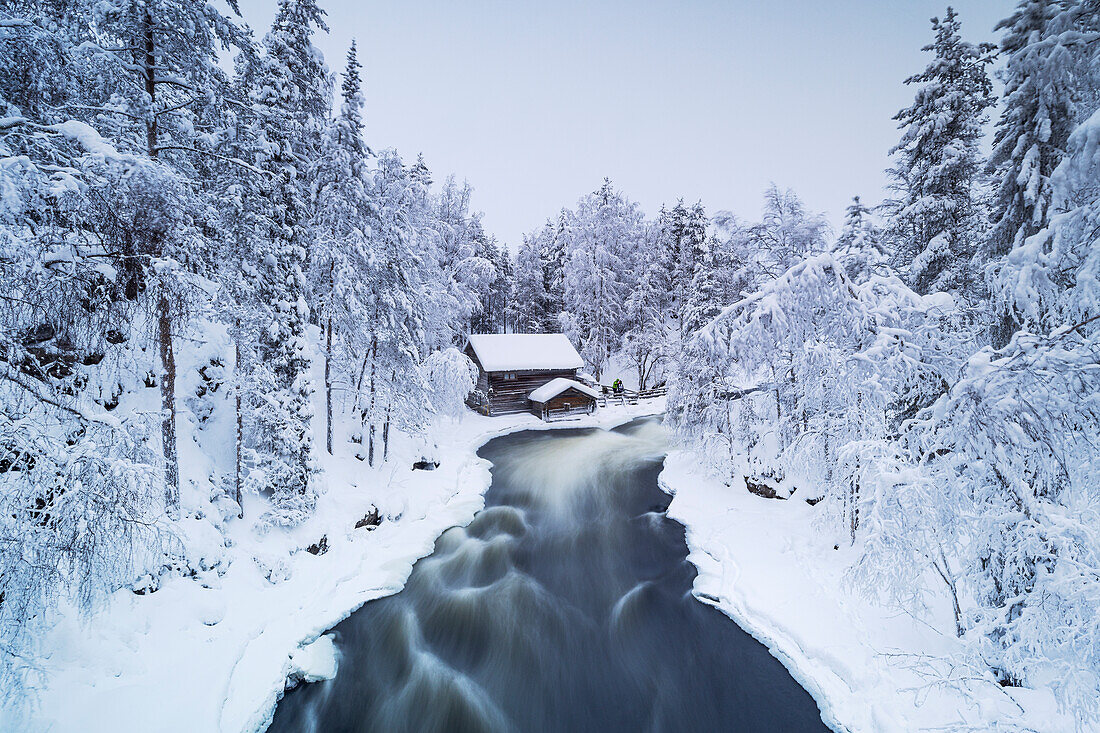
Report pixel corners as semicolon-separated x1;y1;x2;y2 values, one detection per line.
658;450;1074;733
26;373;662;733
287;635;338;686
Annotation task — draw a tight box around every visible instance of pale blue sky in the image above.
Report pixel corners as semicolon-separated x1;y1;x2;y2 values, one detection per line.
236;0;1008;246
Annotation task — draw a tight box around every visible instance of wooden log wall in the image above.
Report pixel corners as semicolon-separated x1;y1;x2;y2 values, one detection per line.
486;369;579;414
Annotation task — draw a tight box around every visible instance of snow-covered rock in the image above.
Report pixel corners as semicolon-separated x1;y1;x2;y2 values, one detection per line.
286;635;338;687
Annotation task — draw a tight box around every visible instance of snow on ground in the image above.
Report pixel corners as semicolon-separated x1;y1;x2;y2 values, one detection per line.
30;393;1065;733
26;371;662;733
659;450;1074;733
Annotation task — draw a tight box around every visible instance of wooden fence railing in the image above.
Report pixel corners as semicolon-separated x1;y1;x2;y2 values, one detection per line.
596;384;668;407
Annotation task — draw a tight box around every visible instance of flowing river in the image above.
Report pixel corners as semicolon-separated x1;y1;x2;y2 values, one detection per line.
269;418;829;732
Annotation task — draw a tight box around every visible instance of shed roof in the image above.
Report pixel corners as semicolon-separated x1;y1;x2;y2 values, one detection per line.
466;334;584;373
528;377;600;404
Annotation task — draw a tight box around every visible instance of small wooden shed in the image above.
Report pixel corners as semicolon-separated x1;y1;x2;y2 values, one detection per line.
528;377;599;421
464;334;592;418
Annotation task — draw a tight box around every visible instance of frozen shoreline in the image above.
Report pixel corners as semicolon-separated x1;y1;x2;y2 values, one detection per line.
29;401;663;733
34;403;1069;733
658;450;1073;733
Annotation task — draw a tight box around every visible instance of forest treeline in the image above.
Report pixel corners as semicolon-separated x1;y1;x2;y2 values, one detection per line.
507;3;1100;721
2;0;1099;723
0;0;500;695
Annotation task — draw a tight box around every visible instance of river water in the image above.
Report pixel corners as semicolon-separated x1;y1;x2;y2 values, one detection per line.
269;418;829;732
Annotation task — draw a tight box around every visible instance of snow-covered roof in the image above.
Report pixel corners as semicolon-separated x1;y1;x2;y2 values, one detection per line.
528;378;599;404
466;334;584;373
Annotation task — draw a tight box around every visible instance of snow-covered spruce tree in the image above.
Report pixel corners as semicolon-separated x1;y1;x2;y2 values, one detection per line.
10;0;248;516
885;8;995;302
986;1;1085;346
0;0;254;699
418;346;478;459
246;0;332;526
562;179;642;379
310;41;375;455
405;158;478;353
748;184;830;283
468;219;509;334
354;150;429;466
542;209;571;326
621;260;672;390
707;211;760;308
667;254;964;538
425;176;495;344
683;233;731;336
656;200;708;339
991;4;1100;342
207;40;271;517
830;196;887;283
851;75;1100;720
510;231;551;333
508;212;574;334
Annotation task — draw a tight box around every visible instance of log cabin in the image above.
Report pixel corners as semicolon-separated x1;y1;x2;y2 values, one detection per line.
464;334;597;419
528;377;599;420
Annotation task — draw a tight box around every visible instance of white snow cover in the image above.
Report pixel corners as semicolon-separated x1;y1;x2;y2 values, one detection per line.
527;377;599;403
287;634;338;685
466;333;583;372
658;451;1074;733
26;349;662;733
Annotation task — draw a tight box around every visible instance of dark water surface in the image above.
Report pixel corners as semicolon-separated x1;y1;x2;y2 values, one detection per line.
269;418;830;732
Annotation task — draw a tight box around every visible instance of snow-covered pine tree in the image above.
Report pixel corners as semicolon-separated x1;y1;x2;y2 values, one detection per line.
24;0;248;515
655;200;708;339
986;0;1098;345
541;209;571;326
311;41;375;455
426;176;494;343
562;179;642;379
885;8;995;301
468;220;509;334
510;232;550;333
246;0;332;525
0;0;248;699
749;185;830;282
621;260;672;390
830;196;887;283
683;235;726;335
355;150;429;466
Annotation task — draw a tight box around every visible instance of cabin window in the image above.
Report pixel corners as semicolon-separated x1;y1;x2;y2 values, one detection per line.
501;372;517;380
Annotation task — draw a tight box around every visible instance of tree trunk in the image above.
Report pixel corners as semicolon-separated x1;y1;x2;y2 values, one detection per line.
366;336;377;467
234;337;243;518
325;317;333;455
354;351;369;413
382;418;390;462
142;10;178;516
382;369;395;461
158;296;179;517
143;10;158;157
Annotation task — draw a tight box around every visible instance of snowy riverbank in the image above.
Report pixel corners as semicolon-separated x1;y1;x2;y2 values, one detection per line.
659;450;1074;733
26;401;663;733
